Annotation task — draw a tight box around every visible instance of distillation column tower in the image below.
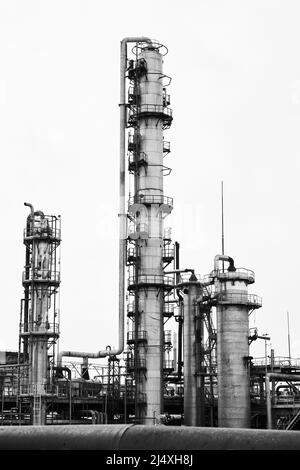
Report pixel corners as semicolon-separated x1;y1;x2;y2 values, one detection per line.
126;41;173;424
213;255;262;428
19;203;61;425
178;273;202;426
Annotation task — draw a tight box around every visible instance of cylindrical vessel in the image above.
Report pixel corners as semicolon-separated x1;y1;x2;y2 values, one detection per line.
127;42;173;424
215;269;255;428
29;222;52;396
136;46;164;424
20;208;61;425
180;274;201;426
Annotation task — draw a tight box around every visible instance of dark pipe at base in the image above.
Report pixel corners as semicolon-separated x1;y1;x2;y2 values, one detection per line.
1;425;300;450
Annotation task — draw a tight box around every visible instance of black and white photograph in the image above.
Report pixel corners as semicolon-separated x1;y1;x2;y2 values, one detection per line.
0;0;300;460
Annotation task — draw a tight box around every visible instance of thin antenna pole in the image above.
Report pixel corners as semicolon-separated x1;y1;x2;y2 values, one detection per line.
287;311;291;363
221;181;224;255
221;181;225;273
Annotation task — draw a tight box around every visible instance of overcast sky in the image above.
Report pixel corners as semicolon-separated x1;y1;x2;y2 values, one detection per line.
1;0;300;361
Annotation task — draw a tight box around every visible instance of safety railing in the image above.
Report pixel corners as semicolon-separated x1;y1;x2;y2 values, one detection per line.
214;268;255;283
128;194;173;207
127;58;147;80
163;247;175;260
128;274;174;288
163;141;170;153
23;226;61;240
163;303;175;316
178;273;202;284
274;395;300;405
163;359;174;370
20;322;59;336
121;390;147;404
199;273;215;285
19;383;59;396
164;330;172;344
126;358;147;370
163;227;172;240
249;327;258;339
127;331;147;342
252;357;300;368
128;132;139;151
133;40;168;56
128;86;139;105
127;248;137;261
217;292;262;308
128;152;148;168
128;104;173;127
22;269;60;284
127;303;135;316
129;104;172;117
127;223;148;239
163;90;171;107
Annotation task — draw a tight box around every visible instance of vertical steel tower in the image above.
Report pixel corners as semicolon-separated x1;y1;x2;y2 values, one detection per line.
179;273;202;426
19;203;61;425
213;255;262;428
126;40;174;424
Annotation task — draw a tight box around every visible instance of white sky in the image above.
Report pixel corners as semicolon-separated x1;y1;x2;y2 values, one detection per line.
0;0;300;361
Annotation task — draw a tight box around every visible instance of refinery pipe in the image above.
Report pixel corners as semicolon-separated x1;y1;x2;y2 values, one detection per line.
164;269;194;275
213;254;236;272
57;37;152;366
1;425;300;450
24;202;34;216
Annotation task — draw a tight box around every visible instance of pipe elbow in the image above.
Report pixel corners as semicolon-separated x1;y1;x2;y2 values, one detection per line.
121;37;152;46
227;257;236;272
24;202;34;216
214;254;236;272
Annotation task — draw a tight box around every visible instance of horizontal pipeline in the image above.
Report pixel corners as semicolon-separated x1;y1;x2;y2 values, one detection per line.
0;425;300;450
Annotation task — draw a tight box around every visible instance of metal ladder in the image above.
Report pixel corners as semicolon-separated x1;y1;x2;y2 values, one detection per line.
285;409;300;430
33;394;42;425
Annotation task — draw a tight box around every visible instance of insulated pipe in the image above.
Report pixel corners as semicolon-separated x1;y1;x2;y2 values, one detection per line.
266;373;300;429
1;425;300;450
23;203;34;359
214;254;235;272
118;36;151;356
57;37;151;366
165;269;194;275
58;349;109;364
24;202;34;216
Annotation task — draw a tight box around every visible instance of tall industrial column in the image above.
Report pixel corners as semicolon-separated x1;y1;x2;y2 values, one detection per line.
19;203;61;425
126;41;173;424
179;273;202;426
213;255;262;428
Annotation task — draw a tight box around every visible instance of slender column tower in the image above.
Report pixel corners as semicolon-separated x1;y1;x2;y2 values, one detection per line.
179;274;202;426
20;203;61;425
213;255;262;428
126;41;173;424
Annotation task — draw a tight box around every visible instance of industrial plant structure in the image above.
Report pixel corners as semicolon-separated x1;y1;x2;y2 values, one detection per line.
1;38;300;436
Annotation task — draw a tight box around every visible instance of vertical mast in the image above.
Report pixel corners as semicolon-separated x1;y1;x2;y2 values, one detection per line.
221;181;224;256
287;311;291;363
